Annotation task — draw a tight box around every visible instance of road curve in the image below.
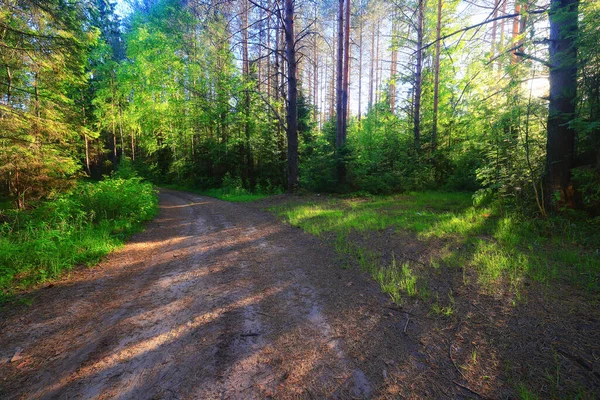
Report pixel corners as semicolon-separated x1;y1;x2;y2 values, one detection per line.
0;189;442;399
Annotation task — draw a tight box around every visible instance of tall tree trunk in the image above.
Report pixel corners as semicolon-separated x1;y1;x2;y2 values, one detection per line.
358;15;363;121
336;0;344;149
5;66;11;106
413;0;424;151
545;0;579;209
375;18;381;105
313;4;318;122
432;0;442;152
285;0;299;192
512;3;521;64
369;21;375;110
390;14;397;114
110;78;117;171
329;41;336;119
81;92;91;176
242;0;252;185
342;0;350;132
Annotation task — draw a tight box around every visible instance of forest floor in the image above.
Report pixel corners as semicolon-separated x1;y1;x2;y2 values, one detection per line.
1;189;599;399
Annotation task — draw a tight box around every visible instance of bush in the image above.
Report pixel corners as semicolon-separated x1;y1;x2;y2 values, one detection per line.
0;177;158;301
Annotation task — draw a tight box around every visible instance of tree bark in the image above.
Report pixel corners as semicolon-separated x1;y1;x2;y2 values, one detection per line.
545;0;579;209
242;0;252;185
390;14;397;114
413;0;424;151
342;0;351;141
336;0;344;149
358;15;363;121
369;20;375;110
511;3;521;64
375;18;381;105
284;0;299;192
432;0;442;152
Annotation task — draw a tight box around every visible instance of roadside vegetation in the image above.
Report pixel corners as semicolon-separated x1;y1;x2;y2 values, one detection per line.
0;176;157;303
165;174;282;203
271;191;600;398
272;192;600;304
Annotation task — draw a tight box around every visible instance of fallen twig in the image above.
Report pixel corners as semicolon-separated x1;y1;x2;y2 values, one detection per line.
449;342;467;380
240;332;259;337
403;314;410;333
452;380;487;399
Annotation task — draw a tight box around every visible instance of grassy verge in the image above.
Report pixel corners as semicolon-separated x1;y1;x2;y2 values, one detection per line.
271;191;600;303
0;177;158;302
164;176;282;202
164;184;273;202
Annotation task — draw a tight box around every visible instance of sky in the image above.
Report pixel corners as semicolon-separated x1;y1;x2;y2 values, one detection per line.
114;0;132;19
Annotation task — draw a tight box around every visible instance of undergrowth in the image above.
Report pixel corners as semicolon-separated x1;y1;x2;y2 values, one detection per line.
165;174;282;203
271;191;600;302
0;177;158;302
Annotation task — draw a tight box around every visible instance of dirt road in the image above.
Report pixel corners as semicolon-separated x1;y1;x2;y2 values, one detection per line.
1;189;453;399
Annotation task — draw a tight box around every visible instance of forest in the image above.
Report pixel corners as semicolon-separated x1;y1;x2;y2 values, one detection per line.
1;0;598;209
1;0;600;398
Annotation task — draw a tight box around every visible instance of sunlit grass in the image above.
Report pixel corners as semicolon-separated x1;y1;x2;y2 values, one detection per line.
271;191;600;297
0;178;158;303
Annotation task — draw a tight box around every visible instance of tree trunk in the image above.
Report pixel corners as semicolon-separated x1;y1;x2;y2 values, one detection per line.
512;3;521;63
342;0;350;136
285;0;299;192
390;14;397;114
336;0;344;149
432;0;442;152
5;66;11;106
358;15;363;121
413;0;424;151
313;4;318;122
81;92;91;176
369;21;375;110
545;0;579;209
242;0;252;185
375;18;381;105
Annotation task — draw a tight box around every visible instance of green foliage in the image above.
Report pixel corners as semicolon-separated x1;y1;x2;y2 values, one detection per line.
572;168;600;212
0;0;98;208
0;177;157;301
165;174;282;203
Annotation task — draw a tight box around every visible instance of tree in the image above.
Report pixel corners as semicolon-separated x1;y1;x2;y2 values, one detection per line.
545;0;579;209
432;0;442;152
0;0;95;208
413;0;425;151
284;0;299;192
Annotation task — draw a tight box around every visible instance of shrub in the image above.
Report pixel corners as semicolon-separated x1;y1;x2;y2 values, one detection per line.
0;177;158;301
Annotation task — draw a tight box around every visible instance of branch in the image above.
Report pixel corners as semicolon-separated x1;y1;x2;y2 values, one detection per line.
255;89;286;132
514;52;552;68
419;7;549;53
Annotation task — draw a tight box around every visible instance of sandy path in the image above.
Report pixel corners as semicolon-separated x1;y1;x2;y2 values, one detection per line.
0;189;439;399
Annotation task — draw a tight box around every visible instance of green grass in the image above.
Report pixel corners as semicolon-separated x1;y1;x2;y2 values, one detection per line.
0;177;158;302
164;184;278;202
271;191;600;299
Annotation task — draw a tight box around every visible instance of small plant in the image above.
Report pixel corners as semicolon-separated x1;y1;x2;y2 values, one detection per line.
430;291;455;317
